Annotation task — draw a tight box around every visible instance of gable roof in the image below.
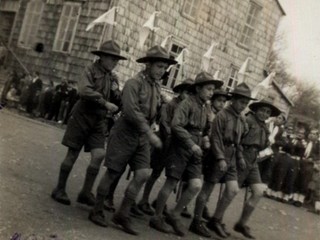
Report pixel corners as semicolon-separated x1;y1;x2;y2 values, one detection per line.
272;80;294;106
275;0;286;16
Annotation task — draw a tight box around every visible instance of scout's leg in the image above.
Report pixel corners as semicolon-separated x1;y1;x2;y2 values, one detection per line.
77;148;105;206
89;168;122;227
112;168;151;235
207;180;239;238
234;183;264;239
51;147;80;205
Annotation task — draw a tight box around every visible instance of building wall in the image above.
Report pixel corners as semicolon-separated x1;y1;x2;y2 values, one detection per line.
7;0;288;109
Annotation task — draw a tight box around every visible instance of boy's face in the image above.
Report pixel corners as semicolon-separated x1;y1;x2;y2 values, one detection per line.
275;114;285;126
308;130;319;141
296;128;306;139
100;55;120;71
180;90;189;100
255;106;272;122
232;97;250;114
212;96;227;111
198;84;215;102
148;61;169;81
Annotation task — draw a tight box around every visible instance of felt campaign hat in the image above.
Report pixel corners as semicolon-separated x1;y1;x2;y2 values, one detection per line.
136;45;177;65
173;78;194;93
91;40;127;60
249;99;281;117
230;82;256;100
212;89;232;100
189;72;224;92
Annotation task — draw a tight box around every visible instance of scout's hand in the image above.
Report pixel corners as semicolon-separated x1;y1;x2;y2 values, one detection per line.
105;102;119;113
238;158;246;170
202;136;211;149
148;132;163;149
218;160;227;172
192;144;203;159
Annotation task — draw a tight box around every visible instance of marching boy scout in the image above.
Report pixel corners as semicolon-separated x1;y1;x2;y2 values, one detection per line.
150;72;223;237
51;40;126;206
88;46;177;235
197;83;255;238
138;78;194;215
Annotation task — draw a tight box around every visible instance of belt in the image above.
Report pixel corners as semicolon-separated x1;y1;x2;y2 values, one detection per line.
188;130;203;136
243;145;260;151
225;143;235;147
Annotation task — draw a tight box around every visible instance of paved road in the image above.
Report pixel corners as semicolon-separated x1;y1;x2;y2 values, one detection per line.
0;109;319;240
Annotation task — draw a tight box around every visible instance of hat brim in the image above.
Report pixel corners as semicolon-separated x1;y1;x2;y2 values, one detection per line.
136;56;177;65
249;102;281;117
173;83;192;93
212;93;232;101
91;50;127;60
230;93;257;101
189;80;224;92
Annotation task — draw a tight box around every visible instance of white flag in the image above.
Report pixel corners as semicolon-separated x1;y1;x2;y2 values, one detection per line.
201;41;218;72
237;57;252;84
167;48;188;72
251;71;275;99
139;11;161;49
161;35;173;50
213;69;221;80
86;6;119;31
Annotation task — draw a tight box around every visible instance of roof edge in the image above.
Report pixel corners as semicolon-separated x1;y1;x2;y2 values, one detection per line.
272;80;294;106
275;0;286;16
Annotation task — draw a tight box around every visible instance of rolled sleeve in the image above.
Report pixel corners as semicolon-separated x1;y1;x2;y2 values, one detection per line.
171;99;196;149
122;79;150;134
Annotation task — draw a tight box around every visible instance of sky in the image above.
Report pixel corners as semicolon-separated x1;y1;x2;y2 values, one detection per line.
277;0;320;89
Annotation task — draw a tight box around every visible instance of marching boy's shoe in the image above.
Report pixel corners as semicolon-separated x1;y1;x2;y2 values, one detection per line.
104;198;116;212
202;206;211;221
207;217;228;238
88;210;108;227
77;192;95;206
181;206;192;218
149;216;172;233
51;188;71;205
165;213;187;237
112;213;139;235
189;219;211;238
234;223;255;239
138;202;155;216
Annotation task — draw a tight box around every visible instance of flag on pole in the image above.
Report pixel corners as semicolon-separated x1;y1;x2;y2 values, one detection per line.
86;6;119;31
201;41;218;72
237;57;252;84
213;69;221;80
167;48;188;72
161;35;173;50
251;71;275;99
138;11;161;49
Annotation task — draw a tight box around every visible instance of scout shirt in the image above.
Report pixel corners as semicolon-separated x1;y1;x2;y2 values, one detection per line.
241;113;269;166
76;60;121;115
171;94;210;150
120;71;161;134
210;104;248;163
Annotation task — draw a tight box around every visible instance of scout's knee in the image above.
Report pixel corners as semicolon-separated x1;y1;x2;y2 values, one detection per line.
135;169;151;184
188;179;202;194
226;187;239;199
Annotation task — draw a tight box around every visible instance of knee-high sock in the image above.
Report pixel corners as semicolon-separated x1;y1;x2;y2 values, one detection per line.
81;166;99;194
57;163;72;190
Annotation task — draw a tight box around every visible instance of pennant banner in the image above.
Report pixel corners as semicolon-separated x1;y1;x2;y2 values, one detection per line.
251;71;275;99
161;35;173;50
86;6;119;31
201;41;218;72
237;57;252;84
138;11;161;49
167;48;189;72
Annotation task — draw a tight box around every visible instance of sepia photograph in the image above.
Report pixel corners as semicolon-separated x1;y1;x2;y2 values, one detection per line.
0;0;319;239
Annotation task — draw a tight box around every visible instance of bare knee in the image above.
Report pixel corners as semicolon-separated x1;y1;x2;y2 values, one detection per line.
64;148;80;166
134;169;151;184
90;148;105;168
188;179;202;194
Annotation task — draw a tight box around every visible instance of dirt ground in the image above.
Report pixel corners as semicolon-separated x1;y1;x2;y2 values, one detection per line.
0;109;319;240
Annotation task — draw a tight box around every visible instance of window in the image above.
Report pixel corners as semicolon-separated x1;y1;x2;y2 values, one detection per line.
53;2;81;53
18;0;44;48
225;66;239;92
239;2;261;46
162;43;185;89
182;0;201;19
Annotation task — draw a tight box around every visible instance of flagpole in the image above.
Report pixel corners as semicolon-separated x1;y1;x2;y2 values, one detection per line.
151;2;159;47
97;0;116;49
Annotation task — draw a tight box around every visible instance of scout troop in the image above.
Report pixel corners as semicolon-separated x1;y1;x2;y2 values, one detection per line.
51;40;283;239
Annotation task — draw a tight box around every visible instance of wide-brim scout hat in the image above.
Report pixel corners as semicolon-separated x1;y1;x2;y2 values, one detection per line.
249;99;281;117
230;83;256;100
91;40;127;60
189;72;224;92
136;45;177;65
173;78;194;93
212;89;232;100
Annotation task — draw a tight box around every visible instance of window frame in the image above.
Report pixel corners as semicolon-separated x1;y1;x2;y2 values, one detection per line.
18;0;44;48
162;40;187;90
181;0;202;20
239;1;262;47
225;65;239;92
52;1;81;53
